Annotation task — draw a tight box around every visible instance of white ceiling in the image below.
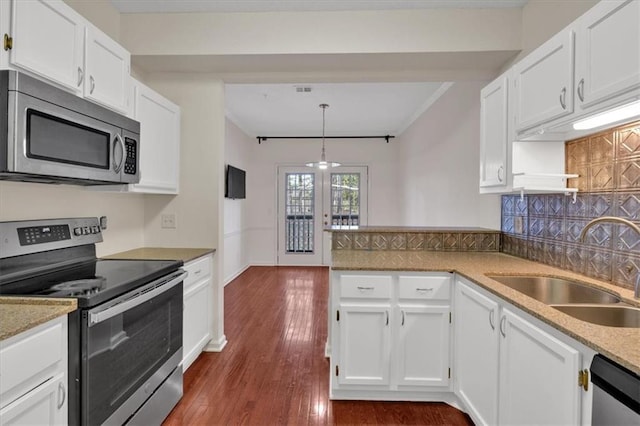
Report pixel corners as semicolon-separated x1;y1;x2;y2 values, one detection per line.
111;0;529;14
113;0;525;138
225;82;449;137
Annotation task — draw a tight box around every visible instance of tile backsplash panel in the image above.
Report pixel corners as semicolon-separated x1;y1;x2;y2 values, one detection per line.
332;230;500;252
502;121;640;290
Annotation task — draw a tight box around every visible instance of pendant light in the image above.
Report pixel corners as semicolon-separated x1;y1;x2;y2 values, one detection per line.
306;103;340;170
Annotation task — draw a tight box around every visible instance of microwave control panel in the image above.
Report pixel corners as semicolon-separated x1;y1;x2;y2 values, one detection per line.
124;137;137;175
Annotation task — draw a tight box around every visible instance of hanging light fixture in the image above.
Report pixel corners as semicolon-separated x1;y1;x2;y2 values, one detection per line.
306;103;340;170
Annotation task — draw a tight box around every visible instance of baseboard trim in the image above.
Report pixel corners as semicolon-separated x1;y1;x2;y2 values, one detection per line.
204;335;228;352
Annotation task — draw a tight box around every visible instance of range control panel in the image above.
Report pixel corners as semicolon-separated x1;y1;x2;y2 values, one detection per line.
0;217;103;258
18;224;71;246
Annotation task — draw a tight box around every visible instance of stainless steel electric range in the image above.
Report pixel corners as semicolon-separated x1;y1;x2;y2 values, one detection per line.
0;217;186;425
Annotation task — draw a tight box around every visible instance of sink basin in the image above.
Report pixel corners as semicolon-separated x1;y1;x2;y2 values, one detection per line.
552;305;640;328
487;275;621;304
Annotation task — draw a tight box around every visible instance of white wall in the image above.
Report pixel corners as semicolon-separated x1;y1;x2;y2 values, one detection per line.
224;119;251;284
246;138;399;265
140;73;226;350
0;182;145;257
397;81;501;229
64;0;121;41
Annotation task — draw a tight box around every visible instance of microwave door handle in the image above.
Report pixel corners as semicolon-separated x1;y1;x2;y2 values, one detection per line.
88;271;187;327
113;133;125;173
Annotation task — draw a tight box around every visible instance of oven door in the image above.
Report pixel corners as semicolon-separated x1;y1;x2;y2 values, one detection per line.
81;271;185;425
9;91;126;183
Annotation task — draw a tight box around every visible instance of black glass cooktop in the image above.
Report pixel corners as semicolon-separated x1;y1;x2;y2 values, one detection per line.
0;259;183;308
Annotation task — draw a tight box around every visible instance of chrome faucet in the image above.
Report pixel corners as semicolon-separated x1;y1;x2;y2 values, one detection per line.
580;216;640;299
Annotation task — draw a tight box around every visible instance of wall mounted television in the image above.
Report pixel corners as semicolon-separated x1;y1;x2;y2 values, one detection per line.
225;165;246;199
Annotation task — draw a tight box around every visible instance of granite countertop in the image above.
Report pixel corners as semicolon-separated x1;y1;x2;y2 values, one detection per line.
0;297;77;341
332;250;640;375
103;247;215;263
325;226;499;233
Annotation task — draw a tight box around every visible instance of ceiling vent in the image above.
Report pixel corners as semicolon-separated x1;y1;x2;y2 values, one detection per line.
295;86;312;93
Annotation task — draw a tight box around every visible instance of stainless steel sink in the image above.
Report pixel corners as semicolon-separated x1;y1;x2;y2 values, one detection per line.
486;275;621;304
552;305;640;328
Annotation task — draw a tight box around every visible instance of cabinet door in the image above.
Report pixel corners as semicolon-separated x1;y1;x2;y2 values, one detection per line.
8;0;84;93
575;0;640;110
183;279;211;372
396;305;450;387
0;372;67;426
337;305;391;386
132;80;181;194
480;75;509;188
498;308;581;426
84;24;131;113
454;280;499;426
514;29;574;133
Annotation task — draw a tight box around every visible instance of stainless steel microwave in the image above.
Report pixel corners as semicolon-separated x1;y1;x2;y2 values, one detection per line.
0;70;140;185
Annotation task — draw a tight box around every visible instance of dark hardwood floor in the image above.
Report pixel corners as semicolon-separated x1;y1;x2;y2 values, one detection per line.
164;266;473;425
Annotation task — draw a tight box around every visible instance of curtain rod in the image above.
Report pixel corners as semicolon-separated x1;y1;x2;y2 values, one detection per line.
256;135;395;144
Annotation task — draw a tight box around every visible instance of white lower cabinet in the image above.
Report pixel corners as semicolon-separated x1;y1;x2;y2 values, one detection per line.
396;305;450;387
454;280;499;425
331;271;452;399
455;276;591;426
499;308;581;426
182;254;213;372
338;305;391;386
0;372;66;426
0;316;68;426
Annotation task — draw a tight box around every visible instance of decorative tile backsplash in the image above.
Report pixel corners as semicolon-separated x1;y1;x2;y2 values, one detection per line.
332;229;501;253
502;121;640;290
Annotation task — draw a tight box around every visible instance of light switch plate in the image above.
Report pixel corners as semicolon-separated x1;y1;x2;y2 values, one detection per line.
514;216;524;234
161;213;177;229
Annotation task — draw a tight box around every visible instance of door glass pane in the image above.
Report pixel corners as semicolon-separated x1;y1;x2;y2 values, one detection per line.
331;173;360;228
285;173;315;253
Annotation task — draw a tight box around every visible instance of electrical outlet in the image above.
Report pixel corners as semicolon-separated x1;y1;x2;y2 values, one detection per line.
161;213;177;229
514;216;524;234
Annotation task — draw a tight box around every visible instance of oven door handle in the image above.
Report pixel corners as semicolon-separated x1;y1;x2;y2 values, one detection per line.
88;271;187;327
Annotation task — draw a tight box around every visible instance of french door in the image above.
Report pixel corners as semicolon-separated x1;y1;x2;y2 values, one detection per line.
277;166;368;265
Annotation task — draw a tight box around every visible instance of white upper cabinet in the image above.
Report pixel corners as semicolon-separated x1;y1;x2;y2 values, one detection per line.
480;73;509;189
1;0;132;114
574;0;640;111
132;79;181;194
7;0;84;94
84;24;131;114
513;29;575;134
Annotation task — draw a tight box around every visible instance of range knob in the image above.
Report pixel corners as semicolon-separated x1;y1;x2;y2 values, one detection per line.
74;227;82;236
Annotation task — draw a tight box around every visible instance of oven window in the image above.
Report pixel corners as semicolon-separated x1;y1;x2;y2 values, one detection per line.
84;283;182;425
26;109;110;169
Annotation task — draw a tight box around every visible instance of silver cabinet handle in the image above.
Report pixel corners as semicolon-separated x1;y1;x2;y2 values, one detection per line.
416;288;433;292
499;316;506;337
357;286;374;291
497;165;504;183
77;67;84;87
489;309;495;330
113;133;125;173
89;75;95;94
559;87;567;109
57;382;66;409
385;310;389;326
401;310;405;326
577;78;584;102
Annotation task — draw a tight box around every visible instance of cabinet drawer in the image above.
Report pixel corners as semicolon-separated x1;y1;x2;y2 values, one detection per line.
0;317;65;408
340;275;392;299
398;275;451;300
183;255;212;289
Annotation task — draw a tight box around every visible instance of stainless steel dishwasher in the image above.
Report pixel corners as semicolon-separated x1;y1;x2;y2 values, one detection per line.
590;354;639;425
